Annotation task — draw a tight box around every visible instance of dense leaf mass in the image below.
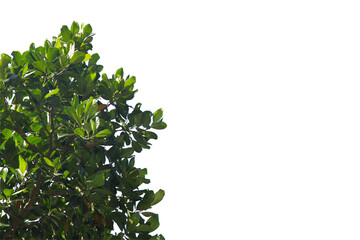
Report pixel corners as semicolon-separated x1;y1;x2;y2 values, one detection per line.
0;21;166;239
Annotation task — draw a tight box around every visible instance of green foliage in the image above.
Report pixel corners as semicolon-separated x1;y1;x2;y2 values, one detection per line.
0;21;166;240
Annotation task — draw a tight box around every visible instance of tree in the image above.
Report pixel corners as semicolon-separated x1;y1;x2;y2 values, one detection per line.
0;21;166;239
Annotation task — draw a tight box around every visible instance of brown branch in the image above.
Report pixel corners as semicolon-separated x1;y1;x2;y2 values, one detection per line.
4;174;44;239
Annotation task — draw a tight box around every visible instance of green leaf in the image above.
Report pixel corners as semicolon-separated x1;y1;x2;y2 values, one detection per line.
0;223;10;228
70;51;85;64
151;122;167;130
153;108;163;123
84;97;97;122
27;135;42;145
3;189;14;198
132;141;142;153
44;87;59;99
137;191;155;211
33;61;47;74
0;168;8;182
64;106;81;125
71;21;80;34
83;53;91;62
47;47;60;62
2;129;13;139
30;124;42;133
95;129;112;138
43;157;54;167
83;24;92;38
22;63;29;77
119;148;134;158
61;25;72;42
151;189;165;206
90;119;96;135
124;76;136;90
19;155;27;175
74;128;85;137
92;173;105;188
115;68;124;80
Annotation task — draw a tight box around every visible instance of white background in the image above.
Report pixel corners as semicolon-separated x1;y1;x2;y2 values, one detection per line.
1;1;360;239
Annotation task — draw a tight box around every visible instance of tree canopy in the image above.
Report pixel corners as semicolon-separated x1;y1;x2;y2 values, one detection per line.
0;21;166;239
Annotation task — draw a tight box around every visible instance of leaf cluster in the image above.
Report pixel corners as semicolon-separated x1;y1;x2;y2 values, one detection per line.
0;21;166;240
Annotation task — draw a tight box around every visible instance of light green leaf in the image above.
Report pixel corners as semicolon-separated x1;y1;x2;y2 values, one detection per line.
1;168;8;182
44;157;54;167
95;129;112;138
30;124;42;133
27;135;42;145
19;155;27;175
3;189;14;198
0;223;10;227
90;119;96;135
44;87;59;99
124;76;136;89
1;129;12;139
74;128;85;137
153;108;163;123
84;53;92;62
84;97;97;122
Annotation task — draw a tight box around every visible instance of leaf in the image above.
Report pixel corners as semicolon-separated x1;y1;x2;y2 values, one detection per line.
33;61;47;74
92;173;105;188
90;119;96;135
61;25;72;42
151;189;165;206
132;141;142;153
153;108;163;123
27;135;42;145
84;53;91;62
0;223;10;228
44;87;59;99
151;122;167;130
74;128;85;137
3;189;14;198
43;157;54;167
119;148;134;158
1;129;13;139
64;106;81;125
1;168;8;182
19;155;27;175
124;76;136;90
70;51;86;64
71;21;80;34
47;47;60;62
95;129;112;138
84;97;98;122
137;191;155;211
30;124;42;133
83;24;92;38
115;68;124;80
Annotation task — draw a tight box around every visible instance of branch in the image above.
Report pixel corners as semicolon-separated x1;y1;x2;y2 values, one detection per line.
4;174;44;239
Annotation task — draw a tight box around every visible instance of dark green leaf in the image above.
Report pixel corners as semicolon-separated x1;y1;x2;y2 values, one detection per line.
151;122;167;130
151;189;165;206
